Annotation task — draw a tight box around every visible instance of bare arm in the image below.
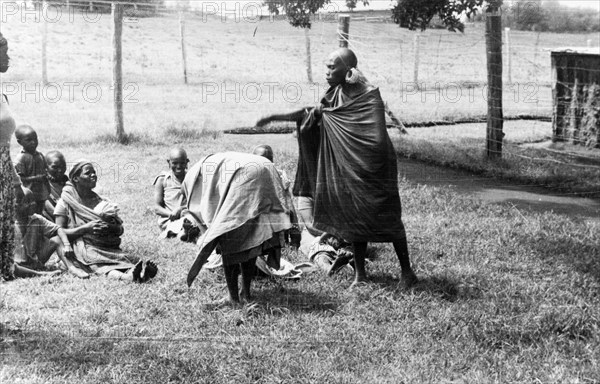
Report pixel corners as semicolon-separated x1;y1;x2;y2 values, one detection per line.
153;177;175;219
256;107;313;127
18;174;47;183
55;215;100;240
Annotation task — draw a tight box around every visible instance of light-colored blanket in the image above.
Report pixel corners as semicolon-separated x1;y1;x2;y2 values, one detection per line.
183;152;293;286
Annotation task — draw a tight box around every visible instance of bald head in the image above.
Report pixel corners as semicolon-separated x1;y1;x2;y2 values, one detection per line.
167;147;189;179
330;48;358;70
253;144;274;162
168;147;188;162
14;125;36;140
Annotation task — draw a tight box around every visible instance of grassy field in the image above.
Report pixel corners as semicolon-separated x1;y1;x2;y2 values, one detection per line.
1;135;600;383
2;8;600;383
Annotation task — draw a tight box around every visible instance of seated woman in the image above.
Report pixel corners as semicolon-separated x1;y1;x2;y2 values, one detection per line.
54;160;157;282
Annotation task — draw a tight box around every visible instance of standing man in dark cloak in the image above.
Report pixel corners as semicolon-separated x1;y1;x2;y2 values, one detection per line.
258;48;418;288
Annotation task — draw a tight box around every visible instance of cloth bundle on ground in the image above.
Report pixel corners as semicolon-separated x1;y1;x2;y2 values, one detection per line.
184;152;298;286
309;86;407;243
55;182;138;275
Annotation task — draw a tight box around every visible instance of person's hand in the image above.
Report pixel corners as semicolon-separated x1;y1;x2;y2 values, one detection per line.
14;184;25;201
84;220;108;235
63;244;75;259
169;207;183;221
255;116;272;127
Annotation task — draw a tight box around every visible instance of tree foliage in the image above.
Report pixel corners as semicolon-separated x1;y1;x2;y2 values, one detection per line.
264;0;368;28
391;0;502;32
268;0;503;32
345;0;369;12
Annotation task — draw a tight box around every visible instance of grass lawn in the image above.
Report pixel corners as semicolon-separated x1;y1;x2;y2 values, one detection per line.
2;134;600;383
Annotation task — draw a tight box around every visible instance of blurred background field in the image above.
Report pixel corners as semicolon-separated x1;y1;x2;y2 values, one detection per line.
2;4;598;143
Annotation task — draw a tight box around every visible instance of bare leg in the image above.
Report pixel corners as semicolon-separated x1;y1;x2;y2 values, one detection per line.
351;242;368;287
107;269;134;281
14;263;61;278
240;257;257;302
223;263;241;303
47;239;90;279
392;239;418;287
39;237;60;264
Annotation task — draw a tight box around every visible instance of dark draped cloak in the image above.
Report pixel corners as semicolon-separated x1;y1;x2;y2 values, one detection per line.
311;86;406;242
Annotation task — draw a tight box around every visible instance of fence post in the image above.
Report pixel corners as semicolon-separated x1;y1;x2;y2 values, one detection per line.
486;9;503;159
338;14;350;48
179;11;188;84
304;28;313;83
112;3;125;142
413;33;420;85
505;27;511;84
41;0;48;85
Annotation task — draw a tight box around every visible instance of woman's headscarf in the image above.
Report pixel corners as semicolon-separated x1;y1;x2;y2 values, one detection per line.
69;160;94;181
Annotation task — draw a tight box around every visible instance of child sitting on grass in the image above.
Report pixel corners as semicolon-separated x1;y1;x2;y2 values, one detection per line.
14;125;50;215
153;147;189;239
307;232;355;276
43;150;68;221
14;187;89;278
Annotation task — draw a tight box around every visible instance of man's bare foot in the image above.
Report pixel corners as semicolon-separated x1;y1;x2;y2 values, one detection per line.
68;266;90;279
401;269;419;288
207;296;242;309
349;276;369;289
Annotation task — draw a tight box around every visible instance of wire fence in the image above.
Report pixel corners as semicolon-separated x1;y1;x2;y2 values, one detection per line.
1;1;599;158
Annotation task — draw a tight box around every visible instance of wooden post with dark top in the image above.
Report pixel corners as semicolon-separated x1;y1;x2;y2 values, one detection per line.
485;10;503;159
179;11;188;84
41;0;48;85
338;14;350;48
112;3;125;142
305;28;313;83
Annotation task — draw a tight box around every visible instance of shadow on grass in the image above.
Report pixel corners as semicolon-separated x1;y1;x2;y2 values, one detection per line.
369;273;483;302
250;285;339;313
532;234;600;283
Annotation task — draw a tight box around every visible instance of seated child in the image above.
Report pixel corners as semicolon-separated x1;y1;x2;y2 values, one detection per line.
14;125;50;215
43;150;68;221
14;187;89;278
307;232;355;276
252;144;301;248
153;147;189;239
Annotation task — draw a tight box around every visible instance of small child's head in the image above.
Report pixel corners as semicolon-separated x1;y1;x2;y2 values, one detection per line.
15;187;36;220
319;233;341;250
94;201;121;224
45;150;67;181
15;125;38;154
167;148;189;179
252;144;274;162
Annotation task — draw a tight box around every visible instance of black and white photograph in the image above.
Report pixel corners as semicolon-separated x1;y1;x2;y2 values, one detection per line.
1;0;599;382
